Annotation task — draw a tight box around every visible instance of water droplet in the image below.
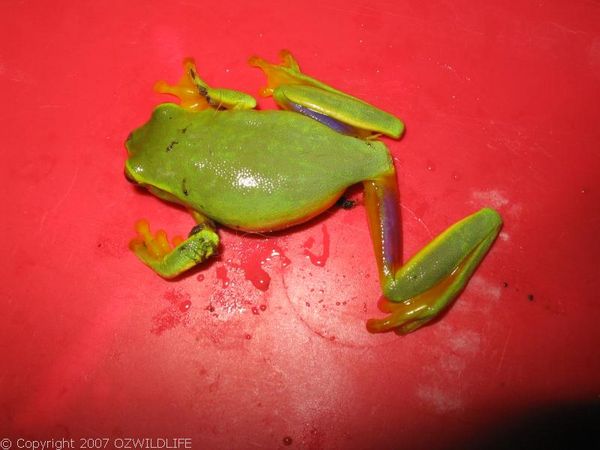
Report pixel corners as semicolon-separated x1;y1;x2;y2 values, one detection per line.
242;263;270;291
303;224;330;267
179;300;192;312
196;274;205;282
237;241;290;291
283;436;293;446
251;306;259;315
426;161;436;171
451;171;461;181
580;188;588;194
244;333;252;340
216;266;230;288
259;304;267;311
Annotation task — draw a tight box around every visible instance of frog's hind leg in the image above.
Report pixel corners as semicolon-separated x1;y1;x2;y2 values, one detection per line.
362;170;502;334
249;50;404;138
129;213;219;279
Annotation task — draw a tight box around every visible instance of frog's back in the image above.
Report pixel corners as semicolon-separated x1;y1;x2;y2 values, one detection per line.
126;104;393;231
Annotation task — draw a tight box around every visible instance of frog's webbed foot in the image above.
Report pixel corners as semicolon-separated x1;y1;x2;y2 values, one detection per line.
154;58;256;111
248;50;304;97
249;50;404;138
129;218;219;279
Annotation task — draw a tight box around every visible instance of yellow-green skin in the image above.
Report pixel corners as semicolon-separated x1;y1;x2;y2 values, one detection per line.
125;105;392;232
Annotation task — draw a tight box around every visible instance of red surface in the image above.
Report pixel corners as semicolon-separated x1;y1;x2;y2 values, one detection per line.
2;1;599;448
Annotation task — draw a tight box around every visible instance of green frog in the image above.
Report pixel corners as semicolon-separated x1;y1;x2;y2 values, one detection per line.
124;51;502;334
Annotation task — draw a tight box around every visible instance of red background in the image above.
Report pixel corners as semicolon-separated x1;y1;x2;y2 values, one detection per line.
2;1;599;448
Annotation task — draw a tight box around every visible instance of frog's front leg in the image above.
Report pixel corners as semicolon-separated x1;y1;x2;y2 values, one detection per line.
129;213;219;279
155;58;257;111
363;170;502;334
249;50;404;138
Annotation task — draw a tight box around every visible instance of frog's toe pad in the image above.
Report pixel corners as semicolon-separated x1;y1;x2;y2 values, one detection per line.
129;219;184;261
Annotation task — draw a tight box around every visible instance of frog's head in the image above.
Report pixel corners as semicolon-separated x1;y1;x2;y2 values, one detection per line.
124;105;187;205
125;150;183;205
